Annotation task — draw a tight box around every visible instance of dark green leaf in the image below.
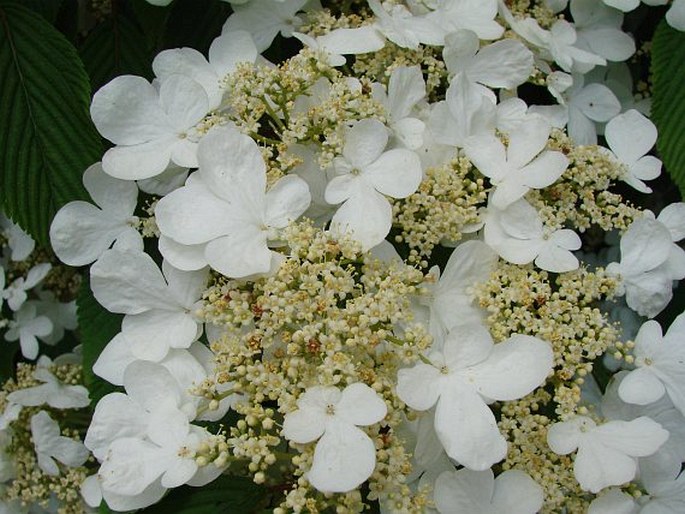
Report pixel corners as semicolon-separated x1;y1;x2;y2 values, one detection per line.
80;14;152;92
651;20;685;199
14;0;62;23
0;3;100;245
163;0;231;54
131;0;172;51
77;276;122;404
140;476;268;514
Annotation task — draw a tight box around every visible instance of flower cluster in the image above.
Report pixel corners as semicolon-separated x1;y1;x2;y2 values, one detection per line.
2;0;685;513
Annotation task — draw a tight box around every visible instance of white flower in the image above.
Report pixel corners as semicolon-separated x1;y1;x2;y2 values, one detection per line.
156;125;311;277
1;262;51;312
427;72;497;148
427;0;504;41
90;74;210;180
604;109;662;193
434;468;544;514
325;119;422;249
484;198;582;273
31;411;88;476
281;383;387;493
464;118;568;209
571;0;636;62
90;249;207;361
618;313;685;416
547;415;669;493
222;0;307;52
152;30;258;109
606;216;685;318
366;0;444;49
397;324;553;470
50;162;142;266
419;240;498;341
0;215;34;261
443;29;534;91
98;406;218;495
7;362;89;409
371;66;427;150
85;357;206;460
588;488;639;514
4;303;53;360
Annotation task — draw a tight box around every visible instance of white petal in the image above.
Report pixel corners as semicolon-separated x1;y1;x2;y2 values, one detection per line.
363;148;422;199
90;249;172;315
396;363;442;411
329;190;392;250
574;437;638;492
85;392;148;460
594;417;669;457
492;470;544;514
547;417;587;455
657;203;685;242
468;334;553;401
307;422;377;493
125;310;199;361
99;438;168;495
204;230;272;279
264;175;311;228
605;110;657;165
83;162;138;216
618;367;666;405
158;235;208;271
102;137;176;180
336;383;387;427
90;76;171;145
50;202;132;266
155;174;237;246
123;361;181;413
470;39;534;89
434;380;507;470
158;75;209;131
386;66;425;119
281;408;326;444
573;83;621;122
316;26;386;55
343;119;388;169
433;468;493;512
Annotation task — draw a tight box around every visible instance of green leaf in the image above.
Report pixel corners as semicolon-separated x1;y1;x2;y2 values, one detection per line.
651;20;685;199
140;476;268;514
0;3;100;246
80;14;153;92
77;276;122;404
16;0;63;23
163;0;231;55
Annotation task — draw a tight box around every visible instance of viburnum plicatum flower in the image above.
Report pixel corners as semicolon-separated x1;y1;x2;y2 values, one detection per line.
4;302;53;360
90;249;207;362
1;262;51;312
606;216;685;318
325;119;422;249
90;74;210;180
484;198;582;273
464;118;568;209
604;109;661;193
31;410;89;476
156;124;311;278
97;406;221;497
0;214;34;261
618;312;685;415
7;358;89;409
50;162;142;266
547;415;669;493
152;30;257;110
371;66;427;150
434;468;544;514
397;323;553;470
281;382;387;493
419;240;498;341
443;29;534;93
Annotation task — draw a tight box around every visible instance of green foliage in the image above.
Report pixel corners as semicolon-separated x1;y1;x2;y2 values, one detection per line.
651;20;685;199
140;476;268;514
80;14;153;92
0;2;100;246
76;276;122;404
163;0;232;54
